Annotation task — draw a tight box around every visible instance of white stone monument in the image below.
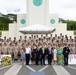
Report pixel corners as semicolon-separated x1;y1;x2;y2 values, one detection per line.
2;0;74;40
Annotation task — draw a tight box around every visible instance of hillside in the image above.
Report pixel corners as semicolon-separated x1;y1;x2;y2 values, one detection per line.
0;13;76;31
0;13;17;30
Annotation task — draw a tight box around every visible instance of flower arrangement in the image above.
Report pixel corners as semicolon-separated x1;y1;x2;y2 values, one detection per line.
1;56;12;66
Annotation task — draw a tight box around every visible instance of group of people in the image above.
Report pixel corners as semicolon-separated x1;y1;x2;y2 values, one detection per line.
0;33;75;65
21;43;70;66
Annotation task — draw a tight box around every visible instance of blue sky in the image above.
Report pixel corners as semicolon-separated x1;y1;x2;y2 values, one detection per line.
0;0;76;20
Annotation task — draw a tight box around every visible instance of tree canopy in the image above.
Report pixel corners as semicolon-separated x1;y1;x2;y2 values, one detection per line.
0;13;76;31
59;18;76;30
0;13;17;30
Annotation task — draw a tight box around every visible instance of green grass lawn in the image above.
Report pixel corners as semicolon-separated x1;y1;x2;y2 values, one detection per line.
67;30;76;35
74;30;76;35
0;30;8;35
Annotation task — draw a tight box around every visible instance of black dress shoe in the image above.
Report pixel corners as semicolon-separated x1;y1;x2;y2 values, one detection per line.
14;59;18;61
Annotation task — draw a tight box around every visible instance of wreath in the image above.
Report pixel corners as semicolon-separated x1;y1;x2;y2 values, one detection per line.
1;56;12;66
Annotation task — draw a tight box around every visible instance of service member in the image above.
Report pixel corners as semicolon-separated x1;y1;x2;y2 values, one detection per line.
13;43;19;61
63;44;70;66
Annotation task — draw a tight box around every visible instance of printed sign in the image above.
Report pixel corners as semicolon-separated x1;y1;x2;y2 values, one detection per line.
68;54;76;64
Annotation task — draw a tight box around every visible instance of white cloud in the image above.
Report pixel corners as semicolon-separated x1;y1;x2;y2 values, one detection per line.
0;0;26;14
49;0;76;20
0;0;76;20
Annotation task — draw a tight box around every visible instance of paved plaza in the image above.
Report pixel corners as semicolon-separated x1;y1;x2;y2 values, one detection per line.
0;61;76;75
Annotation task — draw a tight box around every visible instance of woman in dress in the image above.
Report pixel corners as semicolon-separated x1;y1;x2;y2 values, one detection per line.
21;43;26;65
56;44;63;65
53;47;57;65
31;46;36;65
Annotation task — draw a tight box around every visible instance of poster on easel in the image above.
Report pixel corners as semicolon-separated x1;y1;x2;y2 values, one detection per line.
68;54;76;64
0;54;12;66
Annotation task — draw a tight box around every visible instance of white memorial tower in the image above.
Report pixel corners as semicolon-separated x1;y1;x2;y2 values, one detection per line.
1;0;74;40
26;0;49;25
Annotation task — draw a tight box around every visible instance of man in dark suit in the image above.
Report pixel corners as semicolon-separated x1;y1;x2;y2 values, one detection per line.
63;44;70;66
35;45;40;65
47;44;53;65
39;44;48;65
